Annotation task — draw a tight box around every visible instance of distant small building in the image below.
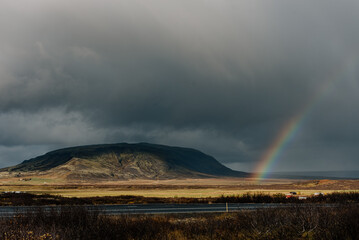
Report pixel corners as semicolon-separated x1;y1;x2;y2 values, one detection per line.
1;191;23;194
285;194;293;198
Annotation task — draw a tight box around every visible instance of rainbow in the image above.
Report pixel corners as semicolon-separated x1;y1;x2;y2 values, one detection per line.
251;113;306;180
251;71;341;181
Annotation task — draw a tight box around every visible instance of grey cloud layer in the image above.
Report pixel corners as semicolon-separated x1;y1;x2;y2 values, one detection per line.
0;0;359;171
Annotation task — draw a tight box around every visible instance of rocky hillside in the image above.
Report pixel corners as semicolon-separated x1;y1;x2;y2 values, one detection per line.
1;143;247;180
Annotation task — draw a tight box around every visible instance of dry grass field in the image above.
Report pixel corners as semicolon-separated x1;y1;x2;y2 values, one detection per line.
0;175;358;198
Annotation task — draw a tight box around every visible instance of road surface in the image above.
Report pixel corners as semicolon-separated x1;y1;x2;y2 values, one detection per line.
0;203;287;217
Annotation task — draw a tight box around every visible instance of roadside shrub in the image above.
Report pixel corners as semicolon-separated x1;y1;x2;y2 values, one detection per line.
1;204;359;239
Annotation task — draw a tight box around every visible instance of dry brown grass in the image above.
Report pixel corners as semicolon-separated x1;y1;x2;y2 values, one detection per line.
0;176;358;198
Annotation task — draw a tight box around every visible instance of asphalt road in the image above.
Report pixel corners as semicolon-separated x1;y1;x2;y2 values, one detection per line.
0;203;286;217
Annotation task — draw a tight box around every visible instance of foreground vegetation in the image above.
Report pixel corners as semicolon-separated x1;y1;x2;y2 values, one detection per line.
1;191;359;205
1;204;358;240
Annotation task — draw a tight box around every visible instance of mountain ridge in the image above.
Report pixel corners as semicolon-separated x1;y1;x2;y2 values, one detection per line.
1;143;247;180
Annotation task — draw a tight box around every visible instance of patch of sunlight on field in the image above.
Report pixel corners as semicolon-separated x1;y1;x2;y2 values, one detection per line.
40;189;359;198
1;186;357;198
1;177;359;197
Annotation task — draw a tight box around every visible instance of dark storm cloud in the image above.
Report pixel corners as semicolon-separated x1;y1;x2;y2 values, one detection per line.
0;0;359;171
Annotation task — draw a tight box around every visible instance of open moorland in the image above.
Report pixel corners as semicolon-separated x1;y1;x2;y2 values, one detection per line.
0;176;358;198
1;143;357;199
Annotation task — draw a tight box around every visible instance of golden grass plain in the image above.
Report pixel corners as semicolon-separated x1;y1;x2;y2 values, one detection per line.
0;176;358;198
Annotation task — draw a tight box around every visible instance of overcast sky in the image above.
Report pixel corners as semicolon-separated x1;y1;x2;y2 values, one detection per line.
0;0;358;172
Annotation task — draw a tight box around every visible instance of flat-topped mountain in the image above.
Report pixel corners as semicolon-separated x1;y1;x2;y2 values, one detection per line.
1;143;247;180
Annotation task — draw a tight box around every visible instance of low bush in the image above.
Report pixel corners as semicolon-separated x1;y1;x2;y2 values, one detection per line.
0;204;358;239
